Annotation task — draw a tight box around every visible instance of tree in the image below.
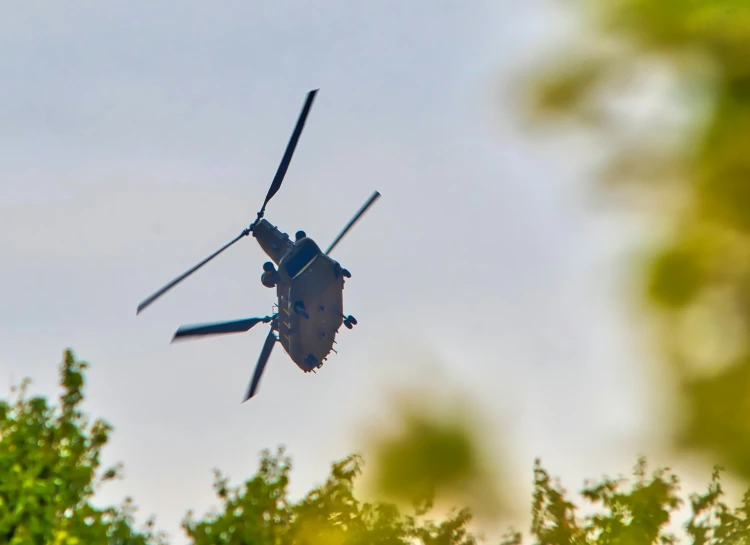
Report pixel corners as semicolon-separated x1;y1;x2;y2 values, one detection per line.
184;447;750;545
0;349;481;545
182;449;479;545
12;350;750;544
513;457;750;545
0;349;165;544
524;0;750;480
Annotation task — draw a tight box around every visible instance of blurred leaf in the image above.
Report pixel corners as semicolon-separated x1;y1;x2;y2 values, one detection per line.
361;387;507;523
529;55;606;119
526;0;750;481
648;245;705;308
370;410;478;506
676;357;750;479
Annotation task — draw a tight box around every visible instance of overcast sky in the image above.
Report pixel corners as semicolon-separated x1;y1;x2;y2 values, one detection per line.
0;1;663;542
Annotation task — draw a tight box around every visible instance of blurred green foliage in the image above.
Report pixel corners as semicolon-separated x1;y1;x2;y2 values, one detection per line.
362;389;504;520
0;349;165;544
368;410;481;509
526;0;750;480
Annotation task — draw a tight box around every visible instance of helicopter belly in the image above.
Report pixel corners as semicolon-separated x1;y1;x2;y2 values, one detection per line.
276;255;344;372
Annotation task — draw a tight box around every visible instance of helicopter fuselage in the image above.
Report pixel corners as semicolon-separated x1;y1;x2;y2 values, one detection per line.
136;89;377;402
253;219;346;372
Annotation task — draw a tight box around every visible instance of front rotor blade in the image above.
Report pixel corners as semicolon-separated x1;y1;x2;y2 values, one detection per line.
259;89;318;215
243;327;277;402
137;230;249;315
325;191;381;255
171;316;270;342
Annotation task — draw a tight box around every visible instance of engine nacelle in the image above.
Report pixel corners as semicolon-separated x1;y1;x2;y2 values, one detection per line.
261;261;279;288
261;272;276;288
252;219;293;265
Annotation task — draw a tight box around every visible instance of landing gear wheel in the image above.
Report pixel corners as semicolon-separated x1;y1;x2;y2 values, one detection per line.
346;315;357;325
343;319;353;330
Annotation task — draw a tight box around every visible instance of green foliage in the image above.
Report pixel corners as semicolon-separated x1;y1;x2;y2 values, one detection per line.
181;448;291;544
525;0;750;479
519;458;750;545
0;349;164;545
361;387;505;522
366;405;488;511
188;448;750;545
183;447;478;545
530;460;586;545
683;466;750;545
15;351;750;544
0;351;484;545
370;413;475;505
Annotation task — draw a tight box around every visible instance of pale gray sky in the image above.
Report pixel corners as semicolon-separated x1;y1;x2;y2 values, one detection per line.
1;1;660;542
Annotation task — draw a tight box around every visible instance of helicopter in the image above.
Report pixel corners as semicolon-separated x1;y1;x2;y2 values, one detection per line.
136;89;381;402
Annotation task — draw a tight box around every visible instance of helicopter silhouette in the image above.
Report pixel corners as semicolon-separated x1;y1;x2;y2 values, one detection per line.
136;89;380;402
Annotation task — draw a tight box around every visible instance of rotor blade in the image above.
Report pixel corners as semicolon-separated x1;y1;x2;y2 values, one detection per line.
243;327;277;402
171;316;271;342
136;230;248;315
259;89;318;216
325;191;381;255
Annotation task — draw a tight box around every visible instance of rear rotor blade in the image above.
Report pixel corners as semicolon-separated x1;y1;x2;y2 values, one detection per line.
258;89;318;217
325;191;381;255
243;327;277;402
171;316;271;342
136;229;249;315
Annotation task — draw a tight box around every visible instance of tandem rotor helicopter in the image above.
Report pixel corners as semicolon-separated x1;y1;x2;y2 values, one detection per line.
136;89;381;402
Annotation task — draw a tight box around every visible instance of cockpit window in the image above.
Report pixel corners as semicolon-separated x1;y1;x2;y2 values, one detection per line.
284;240;320;278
